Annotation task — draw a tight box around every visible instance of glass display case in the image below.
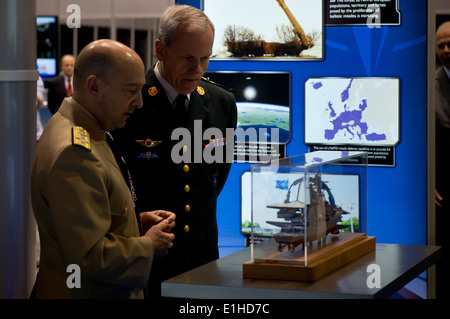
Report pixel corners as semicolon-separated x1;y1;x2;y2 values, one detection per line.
246;151;371;278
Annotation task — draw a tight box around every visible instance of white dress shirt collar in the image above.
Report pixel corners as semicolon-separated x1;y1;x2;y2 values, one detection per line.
154;62;190;104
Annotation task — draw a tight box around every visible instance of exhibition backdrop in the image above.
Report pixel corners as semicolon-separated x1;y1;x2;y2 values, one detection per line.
178;0;432;254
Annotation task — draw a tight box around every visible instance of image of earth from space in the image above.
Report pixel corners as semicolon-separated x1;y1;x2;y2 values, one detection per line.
236;102;290;143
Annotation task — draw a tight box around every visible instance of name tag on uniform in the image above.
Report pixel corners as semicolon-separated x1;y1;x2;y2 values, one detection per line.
204;138;226;149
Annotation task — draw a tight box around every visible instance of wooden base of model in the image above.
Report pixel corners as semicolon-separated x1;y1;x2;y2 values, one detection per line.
243;232;375;282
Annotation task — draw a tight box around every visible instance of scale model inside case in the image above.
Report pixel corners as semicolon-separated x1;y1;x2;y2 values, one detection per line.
244;151;375;281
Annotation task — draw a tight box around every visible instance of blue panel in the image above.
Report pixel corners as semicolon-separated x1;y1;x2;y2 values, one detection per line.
178;0;430;253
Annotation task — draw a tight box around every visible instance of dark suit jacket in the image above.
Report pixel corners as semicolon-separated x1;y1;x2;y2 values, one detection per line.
436;66;450;199
435;66;450;298
47;74;69;114
113;68;237;294
436;66;450;129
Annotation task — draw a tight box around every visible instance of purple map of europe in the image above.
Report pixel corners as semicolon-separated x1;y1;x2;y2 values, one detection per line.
305;78;399;146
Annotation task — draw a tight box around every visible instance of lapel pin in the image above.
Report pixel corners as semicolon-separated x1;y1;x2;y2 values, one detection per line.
148;86;158;96
197;86;205;96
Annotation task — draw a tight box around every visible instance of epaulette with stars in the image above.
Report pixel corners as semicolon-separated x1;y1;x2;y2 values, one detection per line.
72;126;91;151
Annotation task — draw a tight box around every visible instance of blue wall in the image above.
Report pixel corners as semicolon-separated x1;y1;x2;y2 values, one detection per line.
178;0;430;255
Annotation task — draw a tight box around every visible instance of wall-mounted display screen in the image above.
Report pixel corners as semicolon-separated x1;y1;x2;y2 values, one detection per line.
305;77;400;166
204;71;291;143
203;0;323;60
204;71;291;162
305;77;400;146
37;16;58;78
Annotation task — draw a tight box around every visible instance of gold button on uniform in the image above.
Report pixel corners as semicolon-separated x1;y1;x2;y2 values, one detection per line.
184;225;190;232
184;205;191;212
183;165;189;173
124;207;128;213
183;145;188;152
184;185;190;192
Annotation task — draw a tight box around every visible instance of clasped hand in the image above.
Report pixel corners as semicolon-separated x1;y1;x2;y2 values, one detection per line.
140;210;175;257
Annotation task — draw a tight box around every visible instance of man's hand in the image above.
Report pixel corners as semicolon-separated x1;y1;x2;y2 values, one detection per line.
140;210;175;234
144;219;176;258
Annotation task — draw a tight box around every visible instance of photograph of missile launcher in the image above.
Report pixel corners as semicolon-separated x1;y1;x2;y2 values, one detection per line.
204;0;323;59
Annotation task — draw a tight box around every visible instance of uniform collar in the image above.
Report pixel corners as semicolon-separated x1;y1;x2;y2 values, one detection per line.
154;62;191;104
58;97;106;141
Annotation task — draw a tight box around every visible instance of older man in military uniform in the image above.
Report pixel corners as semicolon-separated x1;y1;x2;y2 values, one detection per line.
31;39;175;299
113;5;237;297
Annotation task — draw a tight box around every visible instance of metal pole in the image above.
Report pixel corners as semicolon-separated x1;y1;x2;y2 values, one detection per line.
0;0;38;298
111;0;117;40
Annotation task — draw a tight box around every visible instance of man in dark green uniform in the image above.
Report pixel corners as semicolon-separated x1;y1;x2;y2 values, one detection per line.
113;5;237;298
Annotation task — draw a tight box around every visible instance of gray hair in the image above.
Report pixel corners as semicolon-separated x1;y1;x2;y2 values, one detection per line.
157;5;215;47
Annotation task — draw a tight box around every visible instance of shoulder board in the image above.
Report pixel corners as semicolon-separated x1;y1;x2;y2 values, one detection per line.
72;126;92;151
200;77;232;92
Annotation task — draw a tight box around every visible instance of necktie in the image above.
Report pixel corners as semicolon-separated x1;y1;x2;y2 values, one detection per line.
67;79;72;96
174;94;187;126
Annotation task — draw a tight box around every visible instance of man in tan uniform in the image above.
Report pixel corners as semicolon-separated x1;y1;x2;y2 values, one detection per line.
31;39;175;299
